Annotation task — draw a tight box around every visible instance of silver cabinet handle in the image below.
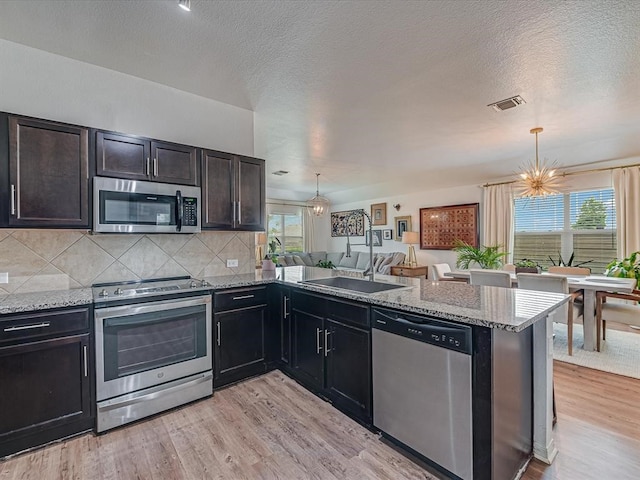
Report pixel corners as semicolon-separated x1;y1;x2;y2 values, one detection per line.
316;327;322;354
217;321;221;346
146;157;150;176
283;296;290;318
232;294;254;300
237;200;242;224
4;321;50;332
324;329;331;357
232;201;236;224
83;345;88;377
10;184;16;215
153;157;158;177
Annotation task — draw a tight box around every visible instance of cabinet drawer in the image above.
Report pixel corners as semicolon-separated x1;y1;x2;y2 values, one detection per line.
0;308;90;344
214;287;267;311
291;290;326;317
326;298;370;328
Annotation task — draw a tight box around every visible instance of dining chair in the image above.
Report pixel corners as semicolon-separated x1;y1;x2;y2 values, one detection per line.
469;269;512;288
517;273;584;355
432;263;453;281
595;289;640;351
547;266;591;275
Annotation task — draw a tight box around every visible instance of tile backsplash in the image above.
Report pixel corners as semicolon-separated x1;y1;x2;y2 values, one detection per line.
0;230;255;294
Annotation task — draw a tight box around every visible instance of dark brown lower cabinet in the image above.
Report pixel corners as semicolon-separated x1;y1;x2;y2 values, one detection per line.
0;328;93;458
289;290;371;424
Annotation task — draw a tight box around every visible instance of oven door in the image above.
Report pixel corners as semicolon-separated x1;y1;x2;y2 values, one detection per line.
95;295;212;402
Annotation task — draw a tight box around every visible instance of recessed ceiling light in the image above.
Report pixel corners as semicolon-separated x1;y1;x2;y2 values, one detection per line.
178;0;191;12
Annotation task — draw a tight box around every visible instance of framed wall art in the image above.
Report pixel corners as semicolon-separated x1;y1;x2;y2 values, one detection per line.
382;229;393;240
330;210;365;237
365;229;383;247
371;203;387;226
419;203;479;250
394;216;411;241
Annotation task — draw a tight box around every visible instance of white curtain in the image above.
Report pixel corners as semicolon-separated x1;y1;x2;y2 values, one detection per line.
303;208;317;252
613;166;640;258
482;184;514;263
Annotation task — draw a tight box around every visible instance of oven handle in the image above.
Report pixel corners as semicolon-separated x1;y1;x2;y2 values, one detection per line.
97;373;212;413
95;295;211;320
104;305;205;328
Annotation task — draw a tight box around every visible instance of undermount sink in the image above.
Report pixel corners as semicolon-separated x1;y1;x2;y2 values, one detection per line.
301;276;406;294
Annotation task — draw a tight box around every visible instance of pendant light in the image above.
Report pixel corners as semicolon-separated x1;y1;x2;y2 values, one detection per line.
178;0;191;12
516;127;561;197
307;173;330;217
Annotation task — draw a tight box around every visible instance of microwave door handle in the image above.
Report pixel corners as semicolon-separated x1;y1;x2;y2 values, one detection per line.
176;190;183;232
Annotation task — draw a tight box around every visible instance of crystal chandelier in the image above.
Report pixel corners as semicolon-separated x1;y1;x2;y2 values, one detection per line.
516;127;561;197
307;173;330;216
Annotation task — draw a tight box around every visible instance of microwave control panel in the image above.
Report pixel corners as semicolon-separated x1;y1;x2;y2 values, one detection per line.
183;198;198;226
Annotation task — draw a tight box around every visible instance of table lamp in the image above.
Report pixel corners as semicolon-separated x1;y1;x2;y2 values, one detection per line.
401;231;419;267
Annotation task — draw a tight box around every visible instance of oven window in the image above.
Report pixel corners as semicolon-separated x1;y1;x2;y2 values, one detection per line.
103;305;207;381
100;191;177;226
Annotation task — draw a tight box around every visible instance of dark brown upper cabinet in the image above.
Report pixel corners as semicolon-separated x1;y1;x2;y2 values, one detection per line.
96;131;198;186
201;150;265;231
8;116;89;228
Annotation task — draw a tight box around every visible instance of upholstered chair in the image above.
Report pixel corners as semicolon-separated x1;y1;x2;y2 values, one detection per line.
469;269;512;288
596;289;640;351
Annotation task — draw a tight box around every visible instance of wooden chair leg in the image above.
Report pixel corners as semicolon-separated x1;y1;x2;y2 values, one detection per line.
603;320;606;341
567;302;573;356
596;296;602;352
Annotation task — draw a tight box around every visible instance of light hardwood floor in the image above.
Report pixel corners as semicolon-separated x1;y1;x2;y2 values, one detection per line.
1;363;639;480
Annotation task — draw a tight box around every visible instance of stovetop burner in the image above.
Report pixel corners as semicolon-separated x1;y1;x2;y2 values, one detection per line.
92;276;211;304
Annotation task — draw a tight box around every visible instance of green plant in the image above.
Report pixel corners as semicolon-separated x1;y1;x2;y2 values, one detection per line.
515;258;539;268
605;251;640;284
548;251;592;268
265;237;281;262
452;240;508;269
572;198;607;229
315;260;336;269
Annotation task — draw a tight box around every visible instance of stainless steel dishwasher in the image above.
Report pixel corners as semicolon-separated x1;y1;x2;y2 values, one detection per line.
372;307;474;480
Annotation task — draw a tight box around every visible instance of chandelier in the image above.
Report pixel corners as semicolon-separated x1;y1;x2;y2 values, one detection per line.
307;173;330;216
516;127;561;197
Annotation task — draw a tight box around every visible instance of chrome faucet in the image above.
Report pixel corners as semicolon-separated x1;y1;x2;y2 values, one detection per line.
344;209;374;281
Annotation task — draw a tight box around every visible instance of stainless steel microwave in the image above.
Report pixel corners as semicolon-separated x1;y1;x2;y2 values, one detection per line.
93;177;201;233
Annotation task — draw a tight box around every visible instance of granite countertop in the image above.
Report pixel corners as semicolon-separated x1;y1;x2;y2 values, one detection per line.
1;266;568;332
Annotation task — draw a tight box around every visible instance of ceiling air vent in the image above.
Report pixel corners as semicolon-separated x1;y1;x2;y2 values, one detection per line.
488;95;526;112
272;170;289;176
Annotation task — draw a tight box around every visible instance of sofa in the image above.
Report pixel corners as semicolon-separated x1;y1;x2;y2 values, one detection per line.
276;251;406;275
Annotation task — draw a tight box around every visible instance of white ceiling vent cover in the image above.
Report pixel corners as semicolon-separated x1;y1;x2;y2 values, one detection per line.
488;95;526;112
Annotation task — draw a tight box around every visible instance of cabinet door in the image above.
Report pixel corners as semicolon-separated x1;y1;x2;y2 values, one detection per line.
292;309;324;389
201;150;235;229
151;141;198;186
236;156;265;231
325;319;371;421
0;334;91;457
96;131;150;180
8;116;89;227
214;305;265;381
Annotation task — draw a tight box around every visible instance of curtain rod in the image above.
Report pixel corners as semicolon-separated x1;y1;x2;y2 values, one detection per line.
267;201;309;208
483;162;640;188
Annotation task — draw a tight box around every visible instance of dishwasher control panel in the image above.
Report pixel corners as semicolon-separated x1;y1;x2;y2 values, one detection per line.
372;307;472;354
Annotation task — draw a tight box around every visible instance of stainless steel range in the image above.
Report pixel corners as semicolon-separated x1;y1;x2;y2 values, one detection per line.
93;276;213;433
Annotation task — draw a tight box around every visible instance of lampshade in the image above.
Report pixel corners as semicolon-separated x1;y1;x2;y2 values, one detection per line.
516;127;561;197
401;231;419;245
256;233;267;245
307;173;330;217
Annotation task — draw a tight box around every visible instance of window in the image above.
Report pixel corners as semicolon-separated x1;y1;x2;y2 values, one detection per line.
513;189;616;273
267;203;304;254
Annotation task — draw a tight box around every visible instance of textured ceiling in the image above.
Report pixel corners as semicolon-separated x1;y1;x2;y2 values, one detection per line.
1;0;640;202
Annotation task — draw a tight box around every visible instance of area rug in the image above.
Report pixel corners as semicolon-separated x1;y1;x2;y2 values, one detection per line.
553;323;640;380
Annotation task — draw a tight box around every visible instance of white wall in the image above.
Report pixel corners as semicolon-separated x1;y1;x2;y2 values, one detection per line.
0;39;254;155
322;170;618;274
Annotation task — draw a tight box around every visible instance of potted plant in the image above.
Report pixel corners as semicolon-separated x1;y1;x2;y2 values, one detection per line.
605;251;640;284
262;237;281;270
452;240;508;270
315;260;336;269
548;251;592;268
515;258;541;274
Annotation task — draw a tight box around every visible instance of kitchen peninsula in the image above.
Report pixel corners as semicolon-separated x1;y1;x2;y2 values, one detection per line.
0;266;566;480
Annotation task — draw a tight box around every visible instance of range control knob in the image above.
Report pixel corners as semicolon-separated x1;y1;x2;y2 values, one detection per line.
201;280;210;287
99;289;109;297
190;280;198;288
114;288;123;296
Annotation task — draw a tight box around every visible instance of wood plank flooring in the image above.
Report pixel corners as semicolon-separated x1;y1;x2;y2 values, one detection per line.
1;363;639;480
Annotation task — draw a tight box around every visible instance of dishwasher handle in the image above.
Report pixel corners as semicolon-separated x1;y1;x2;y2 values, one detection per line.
372;308;472;354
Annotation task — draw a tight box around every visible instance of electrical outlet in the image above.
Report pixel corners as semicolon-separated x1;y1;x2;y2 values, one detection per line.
226;259;239;268
0;272;8;284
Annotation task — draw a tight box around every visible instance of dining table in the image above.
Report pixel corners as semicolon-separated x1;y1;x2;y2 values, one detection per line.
444;270;638;351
